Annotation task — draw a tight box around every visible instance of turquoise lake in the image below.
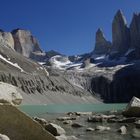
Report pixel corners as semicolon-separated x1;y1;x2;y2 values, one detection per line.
18;103;127;116
18;103;140;140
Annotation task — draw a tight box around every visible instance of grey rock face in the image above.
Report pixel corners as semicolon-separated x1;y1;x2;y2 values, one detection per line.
112;10;130;54
130;13;140;58
0;31;15;50
11;29;42;57
93;28;111;54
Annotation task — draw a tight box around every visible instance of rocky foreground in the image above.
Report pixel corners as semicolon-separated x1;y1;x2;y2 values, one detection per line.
30;97;140;140
0;95;139;140
0;105;56;140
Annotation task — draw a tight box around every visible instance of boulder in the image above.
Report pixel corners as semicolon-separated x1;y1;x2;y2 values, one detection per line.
45;123;66;136
71;123;84;128
93;28;111;54
57;117;76;121
56;135;67;140
88;114;116;123
0;82;23;105
95;126;110;131
108;117;136;123
132;128;140;138
117;126;127;135
87;115;102;122
56;135;78;140
67;136;78;140
33;117;48;126
123;97;140;117
63;120;72;125
111;10;130;54
75;112;92;116
0;134;10;140
135;120;140;128
86;127;95;132
118;117;136;123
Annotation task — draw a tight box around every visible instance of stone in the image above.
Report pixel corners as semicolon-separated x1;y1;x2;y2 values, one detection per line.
56;135;78;140
67;136;78;140
0;82;23;105
86;127;95;131
123;97;140;117
118;117;136;123
93;28;111;54
33;117;48;126
111;10;130;54
63;120;72;125
0;134;10;140
71;123;84;128
135;120;140;128
87;115;102;122
87;114;116;123
132;128;140;138
75;112;92;116
117;126;127;135
11;29;42;58
56;135;67;140
95;126;110;131
45;123;66;136
57;117;76;121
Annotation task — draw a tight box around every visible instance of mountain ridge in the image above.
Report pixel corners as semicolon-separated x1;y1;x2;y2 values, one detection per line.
0;10;140;103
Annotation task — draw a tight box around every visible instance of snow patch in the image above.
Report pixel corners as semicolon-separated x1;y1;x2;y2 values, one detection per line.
0;55;24;72
125;48;135;56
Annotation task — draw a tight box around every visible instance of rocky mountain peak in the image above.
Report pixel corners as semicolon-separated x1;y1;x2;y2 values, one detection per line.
11;29;42;58
96;28;106;43
115;9;127;24
129;12;140;58
0;30;15;50
111;9;130;54
93;28;111;54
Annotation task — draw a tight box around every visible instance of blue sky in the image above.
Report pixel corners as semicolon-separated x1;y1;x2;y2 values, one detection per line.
0;0;140;55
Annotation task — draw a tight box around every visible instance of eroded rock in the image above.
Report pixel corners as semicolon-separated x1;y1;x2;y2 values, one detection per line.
117;126;127;135
95;126;110;131
0;134;10;140
45;123;66;136
123;97;140;117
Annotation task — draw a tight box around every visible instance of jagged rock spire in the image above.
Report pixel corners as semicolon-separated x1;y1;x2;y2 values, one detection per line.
130;13;140;48
93;28;111;54
129;13;140;58
112;9;130;54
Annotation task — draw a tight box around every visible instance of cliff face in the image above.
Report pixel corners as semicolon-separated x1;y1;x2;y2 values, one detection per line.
111;10;130;54
91;64;140;103
0;30;15;50
130;13;140;58
11;29;42;58
0;38;98;105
